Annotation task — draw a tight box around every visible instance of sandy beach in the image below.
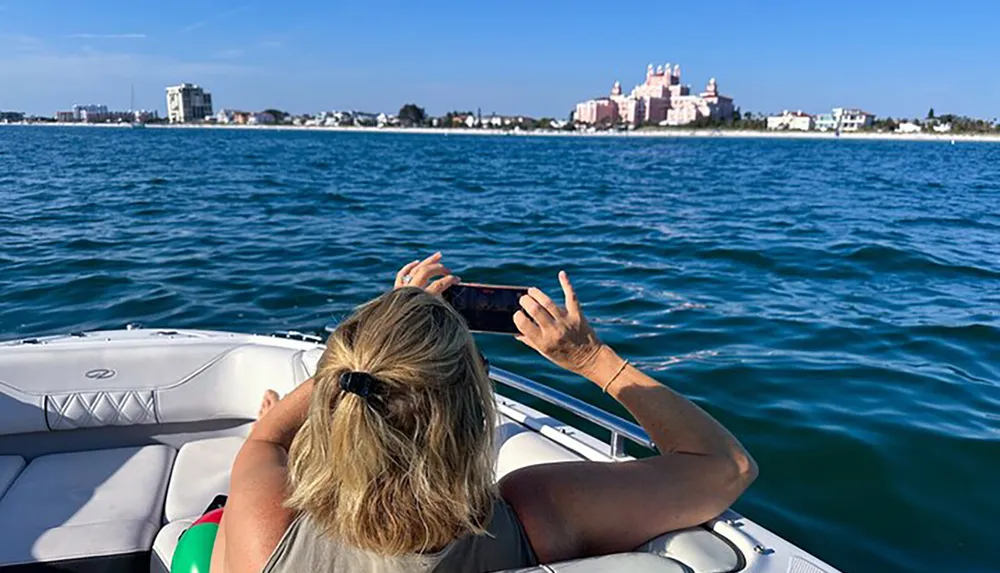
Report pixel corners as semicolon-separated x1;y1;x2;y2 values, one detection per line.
5;121;997;143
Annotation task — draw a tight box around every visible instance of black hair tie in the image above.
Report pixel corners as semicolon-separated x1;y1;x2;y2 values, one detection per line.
339;371;381;398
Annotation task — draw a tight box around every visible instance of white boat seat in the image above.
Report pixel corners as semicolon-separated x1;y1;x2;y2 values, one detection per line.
164;436;245;522
0;445;174;570
495;420;582;479
150;518;195;573
501;552;687;572
0;456;25;501
497;529;743;573
639;527;742;573
0;341;311;436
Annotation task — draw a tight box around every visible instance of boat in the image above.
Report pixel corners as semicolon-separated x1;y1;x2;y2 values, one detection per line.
0;327;842;573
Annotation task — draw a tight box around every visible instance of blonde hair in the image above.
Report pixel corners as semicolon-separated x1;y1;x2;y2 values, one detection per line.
285;287;498;555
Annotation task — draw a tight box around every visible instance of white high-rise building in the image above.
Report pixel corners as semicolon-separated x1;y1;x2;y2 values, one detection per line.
165;83;213;123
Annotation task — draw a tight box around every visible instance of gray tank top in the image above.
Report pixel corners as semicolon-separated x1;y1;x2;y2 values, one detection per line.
261;499;538;573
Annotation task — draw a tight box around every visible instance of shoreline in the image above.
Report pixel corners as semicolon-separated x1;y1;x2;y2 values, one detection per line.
2;121;994;142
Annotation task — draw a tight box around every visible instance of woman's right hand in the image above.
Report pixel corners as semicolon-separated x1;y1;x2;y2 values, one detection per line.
514;271;605;377
394;252;460;295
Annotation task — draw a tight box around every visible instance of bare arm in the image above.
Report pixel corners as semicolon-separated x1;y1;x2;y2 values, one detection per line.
211;379;314;573
501;272;757;563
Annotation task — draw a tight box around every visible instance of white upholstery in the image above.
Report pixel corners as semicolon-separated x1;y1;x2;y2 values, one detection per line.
0;338;310;436
156;345;303;424
151;518;194;573
639;528;740;573
0;342;235;394
0;455;25;500
46;390;157;430
165;436;244;522
298;347;324;377
0;383;47;435
0;446;175;566
495;420;582;479
504;553;687;572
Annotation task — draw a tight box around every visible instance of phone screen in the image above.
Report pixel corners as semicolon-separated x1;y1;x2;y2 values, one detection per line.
442;283;528;334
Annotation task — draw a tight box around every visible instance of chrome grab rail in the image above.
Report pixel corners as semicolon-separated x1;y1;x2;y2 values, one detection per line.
270;330;323;343
489;366;656;458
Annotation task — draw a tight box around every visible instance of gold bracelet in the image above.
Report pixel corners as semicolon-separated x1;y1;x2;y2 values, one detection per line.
602;359;630;393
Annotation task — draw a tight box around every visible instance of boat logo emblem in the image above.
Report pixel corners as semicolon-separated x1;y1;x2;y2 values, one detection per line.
85;368;117;380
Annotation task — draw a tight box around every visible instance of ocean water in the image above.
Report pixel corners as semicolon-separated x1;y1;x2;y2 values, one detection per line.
1;126;998;572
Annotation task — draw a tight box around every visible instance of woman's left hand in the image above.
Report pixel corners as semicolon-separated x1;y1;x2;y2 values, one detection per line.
394;252;460;295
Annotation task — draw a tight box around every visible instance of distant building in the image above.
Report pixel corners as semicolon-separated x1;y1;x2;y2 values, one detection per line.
72;104;108;121
353;112;378;127
815;108;875;132
55;111;75;123
575;63;734;127
312;111;354;126
932;123;952;133
217;110;253;125
165;83;214;123
814;114;836;131
575;98;617;125
837;108;875;131
482;115;504;128
133;110;159;123
67;104;136;123
766;111;814;131
247;112;275;125
0;111;25;123
895;121;922;134
95;111;135;123
376;113;399;127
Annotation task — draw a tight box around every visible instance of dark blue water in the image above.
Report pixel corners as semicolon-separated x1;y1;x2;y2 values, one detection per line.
2;126;998;572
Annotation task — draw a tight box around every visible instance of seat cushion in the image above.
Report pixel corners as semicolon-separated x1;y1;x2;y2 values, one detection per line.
503;553;687;572
164;436;244;522
0;456;25;501
495;421;582;480
150;518;194;573
639;528;741;573
0;445;175;567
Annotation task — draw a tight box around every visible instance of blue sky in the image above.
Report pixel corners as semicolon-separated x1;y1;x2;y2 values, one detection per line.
1;0;998;120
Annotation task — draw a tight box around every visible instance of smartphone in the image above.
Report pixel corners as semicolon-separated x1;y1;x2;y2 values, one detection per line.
442;283;529;334
202;494;228;515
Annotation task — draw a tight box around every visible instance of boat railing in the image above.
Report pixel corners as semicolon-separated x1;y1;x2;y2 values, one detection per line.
489;366;655;459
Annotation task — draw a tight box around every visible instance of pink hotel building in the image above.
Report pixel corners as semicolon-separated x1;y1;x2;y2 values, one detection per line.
575;63;734;126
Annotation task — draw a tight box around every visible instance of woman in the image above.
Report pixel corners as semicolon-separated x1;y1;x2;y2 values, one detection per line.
211;253;757;573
